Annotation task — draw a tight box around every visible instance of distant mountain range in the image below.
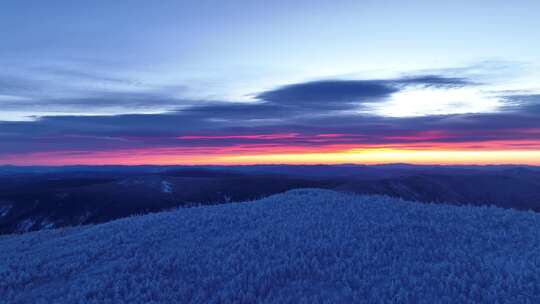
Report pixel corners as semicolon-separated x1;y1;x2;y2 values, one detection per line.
0;164;539;234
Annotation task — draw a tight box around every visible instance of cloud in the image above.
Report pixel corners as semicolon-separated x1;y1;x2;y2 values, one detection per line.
1;97;539;156
502;94;540;114
34;65;145;88
0;62;189;120
256;80;398;110
412;60;530;82
0;75;45;97
0;67;478;121
0;69;539;161
393;75;475;88
255;75;476;113
0;92;191;109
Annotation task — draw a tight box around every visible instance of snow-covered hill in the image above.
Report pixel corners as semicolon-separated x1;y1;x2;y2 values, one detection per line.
1;189;539;303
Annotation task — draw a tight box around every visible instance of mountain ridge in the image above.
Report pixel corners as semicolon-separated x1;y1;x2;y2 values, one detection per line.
1;189;539;303
1;165;540;235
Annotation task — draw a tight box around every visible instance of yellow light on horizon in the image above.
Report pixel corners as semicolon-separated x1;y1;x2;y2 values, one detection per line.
213;149;540;165
3;147;539;166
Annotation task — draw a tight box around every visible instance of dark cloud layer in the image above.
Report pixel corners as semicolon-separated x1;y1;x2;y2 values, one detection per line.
255;76;473;111
1;99;539;155
256;80;398;110
0;74;539;158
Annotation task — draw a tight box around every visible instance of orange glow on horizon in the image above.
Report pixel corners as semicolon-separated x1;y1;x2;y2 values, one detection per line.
2;145;539;166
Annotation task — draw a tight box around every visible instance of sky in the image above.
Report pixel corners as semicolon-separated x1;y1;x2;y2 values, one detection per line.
1;0;540;165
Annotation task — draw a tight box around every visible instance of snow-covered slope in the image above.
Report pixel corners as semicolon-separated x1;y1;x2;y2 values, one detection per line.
1;189;539;303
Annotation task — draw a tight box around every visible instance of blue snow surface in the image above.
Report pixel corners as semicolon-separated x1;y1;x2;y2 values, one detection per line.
1;189;540;303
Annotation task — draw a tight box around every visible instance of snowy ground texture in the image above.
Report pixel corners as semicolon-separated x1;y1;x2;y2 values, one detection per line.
1;189;540;304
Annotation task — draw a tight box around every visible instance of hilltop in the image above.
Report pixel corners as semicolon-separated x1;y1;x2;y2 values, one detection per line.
1;189;539;303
